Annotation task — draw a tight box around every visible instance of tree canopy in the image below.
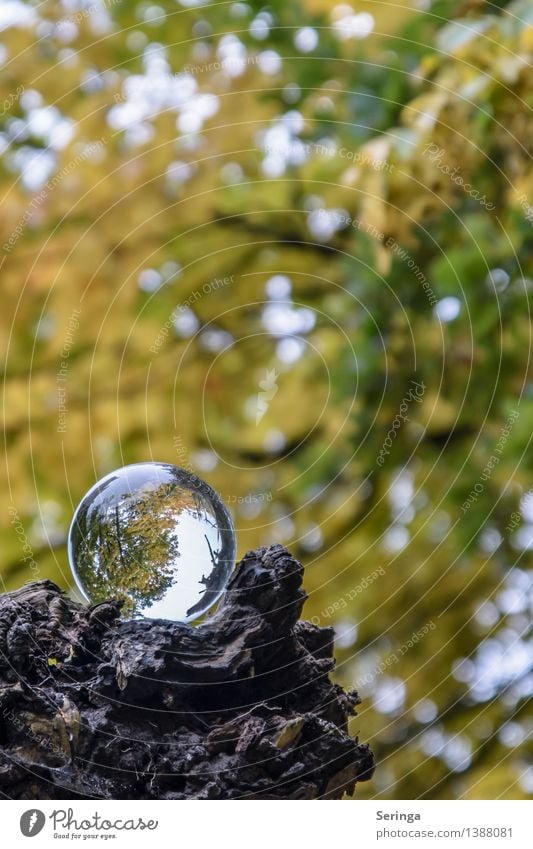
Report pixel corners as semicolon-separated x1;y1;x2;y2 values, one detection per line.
1;0;532;799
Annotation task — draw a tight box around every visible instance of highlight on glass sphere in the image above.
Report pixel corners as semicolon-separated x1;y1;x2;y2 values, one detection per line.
68;462;236;623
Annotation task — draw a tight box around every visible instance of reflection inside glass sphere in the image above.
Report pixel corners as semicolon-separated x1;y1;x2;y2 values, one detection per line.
68;463;236;622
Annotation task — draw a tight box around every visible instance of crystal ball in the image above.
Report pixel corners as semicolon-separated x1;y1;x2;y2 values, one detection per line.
68;463;236;622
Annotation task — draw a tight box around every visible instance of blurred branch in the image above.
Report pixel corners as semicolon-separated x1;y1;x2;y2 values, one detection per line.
214;212;337;256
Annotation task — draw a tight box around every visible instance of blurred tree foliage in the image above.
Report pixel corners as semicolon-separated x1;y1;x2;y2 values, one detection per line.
1;0;532;799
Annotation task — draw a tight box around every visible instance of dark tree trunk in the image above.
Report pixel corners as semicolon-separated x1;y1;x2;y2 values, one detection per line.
0;544;374;799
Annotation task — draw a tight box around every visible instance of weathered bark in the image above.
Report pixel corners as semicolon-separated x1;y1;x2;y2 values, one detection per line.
0;544;373;799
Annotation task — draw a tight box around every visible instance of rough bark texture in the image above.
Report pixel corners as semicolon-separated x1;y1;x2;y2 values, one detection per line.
0;544;374;799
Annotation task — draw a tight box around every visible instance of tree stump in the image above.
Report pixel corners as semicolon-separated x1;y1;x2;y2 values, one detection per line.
0;544;374;799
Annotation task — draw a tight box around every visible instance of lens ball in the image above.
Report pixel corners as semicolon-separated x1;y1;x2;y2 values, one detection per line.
68;463;236;622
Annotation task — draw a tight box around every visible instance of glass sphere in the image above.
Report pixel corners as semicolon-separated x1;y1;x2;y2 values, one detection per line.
68;463;236;622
